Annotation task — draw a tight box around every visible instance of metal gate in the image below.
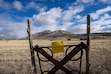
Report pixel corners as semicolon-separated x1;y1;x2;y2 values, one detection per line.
27;15;91;74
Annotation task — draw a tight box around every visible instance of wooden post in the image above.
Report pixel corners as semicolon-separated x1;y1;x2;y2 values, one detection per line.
86;15;90;74
27;19;37;74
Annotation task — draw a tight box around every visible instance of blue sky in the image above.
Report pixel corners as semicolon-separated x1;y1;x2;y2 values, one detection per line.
0;0;111;38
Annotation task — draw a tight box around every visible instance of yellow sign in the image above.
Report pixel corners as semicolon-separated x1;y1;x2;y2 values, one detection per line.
51;41;64;53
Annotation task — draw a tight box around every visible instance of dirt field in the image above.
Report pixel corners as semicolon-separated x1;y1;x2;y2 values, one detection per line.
0;39;111;74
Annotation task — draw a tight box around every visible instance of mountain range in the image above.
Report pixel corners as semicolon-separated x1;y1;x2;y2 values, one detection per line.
25;30;111;40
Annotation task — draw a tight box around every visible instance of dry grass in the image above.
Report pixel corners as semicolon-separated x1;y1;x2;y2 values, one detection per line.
0;39;111;74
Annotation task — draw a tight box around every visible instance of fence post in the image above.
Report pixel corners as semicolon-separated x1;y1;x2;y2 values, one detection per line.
86;15;90;74
27;19;37;74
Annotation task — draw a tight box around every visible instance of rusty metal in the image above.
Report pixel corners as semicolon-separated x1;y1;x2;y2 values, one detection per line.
34;42;86;74
27;15;90;74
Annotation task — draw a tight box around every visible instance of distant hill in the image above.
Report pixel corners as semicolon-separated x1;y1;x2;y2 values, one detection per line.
90;32;111;39
0;30;110;40
30;30;76;40
25;30;111;40
74;32;111;40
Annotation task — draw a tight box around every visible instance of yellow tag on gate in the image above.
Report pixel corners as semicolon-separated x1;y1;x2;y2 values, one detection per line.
51;41;64;53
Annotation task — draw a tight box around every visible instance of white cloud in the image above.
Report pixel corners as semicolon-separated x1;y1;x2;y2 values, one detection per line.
13;0;23;11
0;0;10;9
0;0;46;12
101;25;111;32
82;0;94;4
75;0;94;5
26;1;47;12
62;6;84;21
1;0;111;39
77;16;86;23
0;13;28;38
65;6;111;34
32;7;62;33
67;24;87;34
32;6;84;33
100;0;111;4
0;22;27;38
89;6;111;33
67;12;111;34
57;22;74;30
33;5;84;24
91;13;111;33
33;7;62;25
76;15;81;19
100;0;107;2
91;6;111;20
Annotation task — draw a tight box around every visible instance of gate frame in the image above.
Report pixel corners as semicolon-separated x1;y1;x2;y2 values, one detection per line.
27;15;91;74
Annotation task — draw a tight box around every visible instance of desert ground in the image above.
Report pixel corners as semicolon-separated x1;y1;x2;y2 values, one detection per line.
0;39;111;74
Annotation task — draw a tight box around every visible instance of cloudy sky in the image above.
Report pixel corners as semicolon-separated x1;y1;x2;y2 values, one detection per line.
0;0;111;38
